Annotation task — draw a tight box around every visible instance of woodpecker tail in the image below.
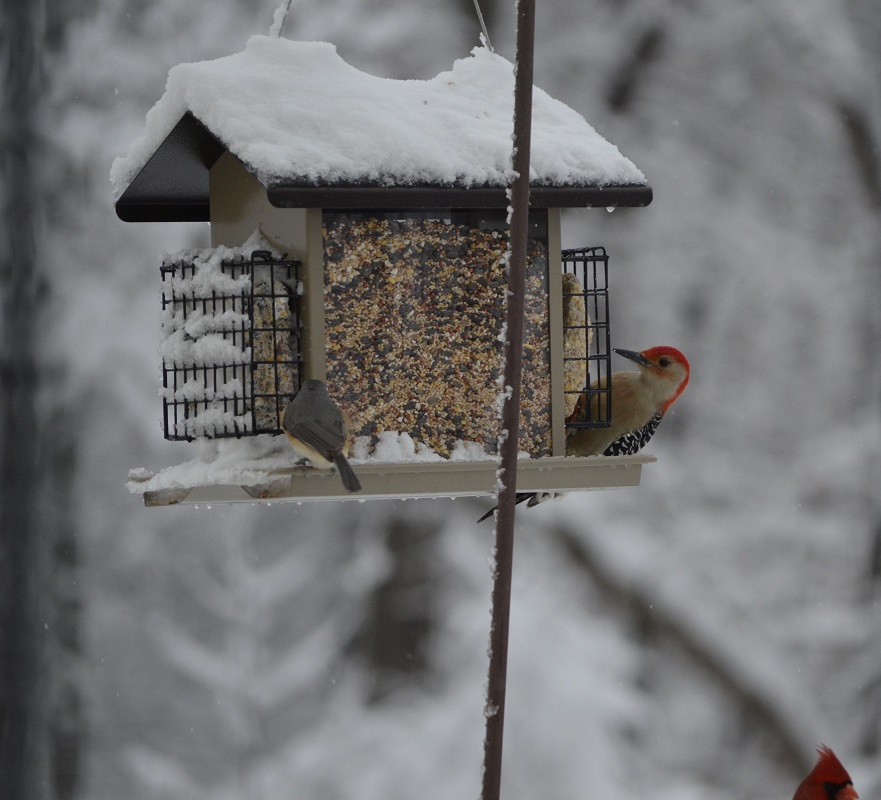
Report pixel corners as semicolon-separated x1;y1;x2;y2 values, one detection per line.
602;412;663;456
333;453;362;492
476;506;495;523
477;492;540;523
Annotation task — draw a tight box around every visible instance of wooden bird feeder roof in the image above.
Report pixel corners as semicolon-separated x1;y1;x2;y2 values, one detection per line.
112;37;651;222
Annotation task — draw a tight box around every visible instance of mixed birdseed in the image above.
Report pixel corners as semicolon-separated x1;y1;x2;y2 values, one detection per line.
322;215;552;457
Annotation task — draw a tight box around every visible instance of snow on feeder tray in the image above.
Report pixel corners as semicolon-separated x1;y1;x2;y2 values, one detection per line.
113;36;655;506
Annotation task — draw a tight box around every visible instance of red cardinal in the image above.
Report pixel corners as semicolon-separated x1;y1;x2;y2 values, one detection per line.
793;746;858;800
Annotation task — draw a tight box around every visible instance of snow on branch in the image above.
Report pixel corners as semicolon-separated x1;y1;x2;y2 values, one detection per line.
552;524;822;775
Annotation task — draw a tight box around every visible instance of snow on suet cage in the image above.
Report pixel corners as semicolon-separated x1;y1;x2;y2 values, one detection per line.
159;245;302;440
113;36;654;505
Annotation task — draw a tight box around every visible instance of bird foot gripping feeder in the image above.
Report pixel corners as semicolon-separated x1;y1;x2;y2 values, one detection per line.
113;35;654;507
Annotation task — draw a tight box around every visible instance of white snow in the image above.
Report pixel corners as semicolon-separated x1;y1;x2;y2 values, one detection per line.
162;378;244;404
159;330;250;369
127;438;294;493
166;408;252;441
356;431;444;463
126;431;497;494
268;2;290;39
110;36;646;196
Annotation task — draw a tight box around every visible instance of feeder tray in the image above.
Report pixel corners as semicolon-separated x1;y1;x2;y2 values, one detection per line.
128;454;656;507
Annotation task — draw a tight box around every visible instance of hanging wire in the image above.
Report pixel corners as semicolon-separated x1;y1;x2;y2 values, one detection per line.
271;0;294;38
472;0;494;51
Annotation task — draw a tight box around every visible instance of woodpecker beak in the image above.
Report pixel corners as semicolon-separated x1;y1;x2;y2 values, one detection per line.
614;348;653;368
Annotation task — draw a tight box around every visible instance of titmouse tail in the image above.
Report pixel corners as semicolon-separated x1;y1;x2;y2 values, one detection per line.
333;453;362;493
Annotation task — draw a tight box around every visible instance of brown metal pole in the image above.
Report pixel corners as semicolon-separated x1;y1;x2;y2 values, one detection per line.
481;1;535;799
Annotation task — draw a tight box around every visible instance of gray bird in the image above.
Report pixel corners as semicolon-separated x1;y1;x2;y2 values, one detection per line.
281;379;362;492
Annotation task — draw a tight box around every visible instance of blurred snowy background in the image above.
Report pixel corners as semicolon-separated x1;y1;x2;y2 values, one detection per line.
3;0;881;798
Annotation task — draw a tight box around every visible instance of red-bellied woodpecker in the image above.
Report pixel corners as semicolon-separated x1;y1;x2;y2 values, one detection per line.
477;346;690;522
565;345;690;456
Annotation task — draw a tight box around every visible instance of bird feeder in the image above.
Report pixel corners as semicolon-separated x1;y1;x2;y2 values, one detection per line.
115;37;654;506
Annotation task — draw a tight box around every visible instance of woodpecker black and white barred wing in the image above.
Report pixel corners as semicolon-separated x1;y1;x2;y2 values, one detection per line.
476;491;564;523
603;412;663;456
478;412;666;521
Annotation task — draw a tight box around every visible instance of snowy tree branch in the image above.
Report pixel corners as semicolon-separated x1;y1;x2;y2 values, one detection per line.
552;524;822;774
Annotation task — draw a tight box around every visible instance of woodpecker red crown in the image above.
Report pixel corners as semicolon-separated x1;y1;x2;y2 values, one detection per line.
636;346;690;414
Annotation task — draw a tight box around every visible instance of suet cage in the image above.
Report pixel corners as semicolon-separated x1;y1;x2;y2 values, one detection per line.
160;250;303;440
561;246;612;432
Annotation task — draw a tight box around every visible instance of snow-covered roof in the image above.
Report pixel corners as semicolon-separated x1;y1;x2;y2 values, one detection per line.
112;36;650;221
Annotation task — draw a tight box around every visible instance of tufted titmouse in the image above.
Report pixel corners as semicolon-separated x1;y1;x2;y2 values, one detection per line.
281;379;362;493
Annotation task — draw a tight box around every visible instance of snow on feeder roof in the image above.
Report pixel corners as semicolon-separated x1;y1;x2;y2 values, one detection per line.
112;37;651;222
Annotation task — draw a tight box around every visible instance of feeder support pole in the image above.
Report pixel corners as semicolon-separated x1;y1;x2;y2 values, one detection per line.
481;1;535;799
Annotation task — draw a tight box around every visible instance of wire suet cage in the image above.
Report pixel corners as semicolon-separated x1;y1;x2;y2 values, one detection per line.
159;250;302;441
561;246;612;432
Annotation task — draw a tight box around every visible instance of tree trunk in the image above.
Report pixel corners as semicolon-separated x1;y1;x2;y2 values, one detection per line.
0;0;45;795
